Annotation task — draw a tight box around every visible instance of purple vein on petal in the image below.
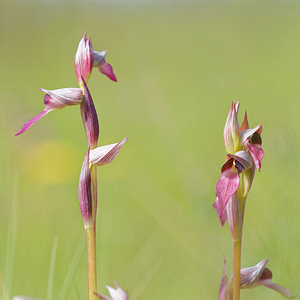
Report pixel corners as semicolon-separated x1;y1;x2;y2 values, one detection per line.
15;108;52;136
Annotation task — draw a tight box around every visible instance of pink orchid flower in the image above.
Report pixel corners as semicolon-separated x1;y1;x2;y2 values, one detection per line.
75;32;94;89
75;33;117;89
93;50;117;82
239;259;295;298
15;88;83;135
214;151;252;224
89;137;128;167
214;102;264;224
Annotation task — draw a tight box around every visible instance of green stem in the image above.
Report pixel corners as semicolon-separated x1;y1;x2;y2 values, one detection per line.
85;166;98;300
232;240;241;300
85;225;97;300
231;192;243;300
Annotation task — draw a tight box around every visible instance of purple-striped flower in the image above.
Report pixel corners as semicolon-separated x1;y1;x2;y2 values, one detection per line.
75;32;94;89
89;137;128;167
75;33;117;89
15;88;83;135
240;259;295;298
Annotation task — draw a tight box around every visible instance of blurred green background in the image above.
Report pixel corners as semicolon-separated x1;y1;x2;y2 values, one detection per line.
1;0;299;299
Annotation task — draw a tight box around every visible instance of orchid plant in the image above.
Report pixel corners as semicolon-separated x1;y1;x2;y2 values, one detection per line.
16;33;128;300
214;102;295;300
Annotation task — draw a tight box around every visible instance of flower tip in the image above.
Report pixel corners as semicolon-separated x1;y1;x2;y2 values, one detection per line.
15;109;50;136
99;62;117;82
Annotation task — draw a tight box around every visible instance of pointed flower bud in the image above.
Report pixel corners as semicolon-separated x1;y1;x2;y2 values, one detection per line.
214;151;252;223
75;32;94;89
90;137;128;166
78;148;92;225
93;50;117;82
15;88;83;136
80;78;99;149
218;258;231;300
240;259;295;298
95;282;129;300
224;102;240;154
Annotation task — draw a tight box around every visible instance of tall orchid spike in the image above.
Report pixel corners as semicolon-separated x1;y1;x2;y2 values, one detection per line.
15;88;83;136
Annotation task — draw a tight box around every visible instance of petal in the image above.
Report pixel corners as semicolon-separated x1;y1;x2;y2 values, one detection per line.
81;78;99;149
262;280;296;299
213;196;228;226
75;32;94;88
95;293;111;300
224;102;240;154
240;125;262;145
89;137;128;167
40;87;83;108
219;258;231;300
240;111;249;131
13;297;44;300
226;192;241;240
240;259;269;288
15;108;52;136
78;148;92;224
216;163;240;221
93;50;107;67
227;151;253;172
99;62;117;82
246;140;264;172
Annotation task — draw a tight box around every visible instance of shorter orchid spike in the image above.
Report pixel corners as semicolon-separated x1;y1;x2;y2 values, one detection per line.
15;88;83;136
90;137;128;167
78;148;92;225
93;50;117;82
218;257;231;300
239;259;296;299
95;282;129;300
75;32;94;89
81;78;99;149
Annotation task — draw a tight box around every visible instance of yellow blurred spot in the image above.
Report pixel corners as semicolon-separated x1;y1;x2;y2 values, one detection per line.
21;140;81;185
